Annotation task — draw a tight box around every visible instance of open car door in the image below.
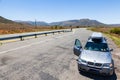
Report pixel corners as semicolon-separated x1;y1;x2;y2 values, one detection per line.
73;39;82;56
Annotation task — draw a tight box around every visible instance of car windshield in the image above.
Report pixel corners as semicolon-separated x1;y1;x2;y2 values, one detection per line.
84;42;109;52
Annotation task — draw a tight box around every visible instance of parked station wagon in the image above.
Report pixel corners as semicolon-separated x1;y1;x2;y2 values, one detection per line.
73;32;114;76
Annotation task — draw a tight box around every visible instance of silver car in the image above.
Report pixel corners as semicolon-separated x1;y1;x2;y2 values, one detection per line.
73;32;114;76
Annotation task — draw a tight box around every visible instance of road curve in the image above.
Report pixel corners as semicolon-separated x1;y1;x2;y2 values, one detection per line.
0;28;119;80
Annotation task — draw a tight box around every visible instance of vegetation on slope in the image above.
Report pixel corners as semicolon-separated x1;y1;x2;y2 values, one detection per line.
0;16;67;35
0;16;15;23
0;23;67;35
110;28;120;35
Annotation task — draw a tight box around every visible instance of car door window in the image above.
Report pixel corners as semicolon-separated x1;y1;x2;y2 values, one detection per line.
75;39;82;48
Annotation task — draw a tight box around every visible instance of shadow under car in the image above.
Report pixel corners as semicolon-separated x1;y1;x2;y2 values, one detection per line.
79;70;117;80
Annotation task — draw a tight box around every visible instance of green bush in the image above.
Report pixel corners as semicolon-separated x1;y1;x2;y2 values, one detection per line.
76;26;79;28
110;28;120;35
51;25;64;29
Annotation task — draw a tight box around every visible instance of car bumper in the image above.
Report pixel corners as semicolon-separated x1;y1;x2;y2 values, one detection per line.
78;63;114;76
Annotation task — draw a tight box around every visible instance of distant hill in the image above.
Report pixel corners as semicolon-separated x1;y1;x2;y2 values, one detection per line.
1;16;119;27
109;24;120;27
16;19;106;26
50;19;106;26
15;20;49;26
0;16;15;24
0;16;49;34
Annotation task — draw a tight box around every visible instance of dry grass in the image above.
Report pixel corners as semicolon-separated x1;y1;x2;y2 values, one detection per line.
0;23;66;35
88;27;120;47
105;34;120;47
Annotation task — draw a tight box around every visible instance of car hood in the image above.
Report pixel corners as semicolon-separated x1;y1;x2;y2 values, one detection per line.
80;50;112;63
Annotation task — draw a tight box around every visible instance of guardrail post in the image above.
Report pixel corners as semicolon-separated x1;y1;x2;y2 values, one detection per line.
35;34;37;38
45;33;47;36
71;28;73;32
19;36;24;41
53;32;54;35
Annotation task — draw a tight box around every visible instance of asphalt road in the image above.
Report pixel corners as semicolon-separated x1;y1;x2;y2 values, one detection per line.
0;28;119;80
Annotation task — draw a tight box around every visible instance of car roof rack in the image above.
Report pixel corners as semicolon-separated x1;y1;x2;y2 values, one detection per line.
91;32;102;39
89;32;103;43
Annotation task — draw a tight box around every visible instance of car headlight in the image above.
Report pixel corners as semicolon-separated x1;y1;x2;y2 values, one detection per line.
103;63;113;68
78;58;87;65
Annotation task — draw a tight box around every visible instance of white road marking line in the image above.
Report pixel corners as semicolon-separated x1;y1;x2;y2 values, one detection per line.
0;33;73;54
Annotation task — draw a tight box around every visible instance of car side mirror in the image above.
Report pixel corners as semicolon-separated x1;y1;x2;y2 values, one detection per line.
110;49;113;52
104;37;107;41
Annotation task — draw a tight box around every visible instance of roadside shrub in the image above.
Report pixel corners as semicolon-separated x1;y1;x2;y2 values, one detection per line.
76;26;79;28
110;28;120;35
51;25;64;29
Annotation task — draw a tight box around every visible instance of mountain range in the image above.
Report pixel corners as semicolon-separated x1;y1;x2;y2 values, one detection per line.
15;20;49;26
50;19;106;26
15;19;106;26
0;16;15;24
109;24;120;27
0;16;120;27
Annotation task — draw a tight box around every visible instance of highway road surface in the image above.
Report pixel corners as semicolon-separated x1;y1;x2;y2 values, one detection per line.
0;28;119;80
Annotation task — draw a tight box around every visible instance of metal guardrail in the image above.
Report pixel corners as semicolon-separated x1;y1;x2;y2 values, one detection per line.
0;29;71;41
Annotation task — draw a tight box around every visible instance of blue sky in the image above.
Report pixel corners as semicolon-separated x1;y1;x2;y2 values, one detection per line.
0;0;120;24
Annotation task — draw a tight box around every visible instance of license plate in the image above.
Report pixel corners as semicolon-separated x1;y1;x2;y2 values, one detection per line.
89;69;100;73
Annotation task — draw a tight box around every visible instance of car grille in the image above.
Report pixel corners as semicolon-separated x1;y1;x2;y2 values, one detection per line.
95;63;102;67
87;61;102;67
88;62;94;65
